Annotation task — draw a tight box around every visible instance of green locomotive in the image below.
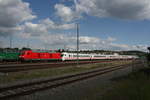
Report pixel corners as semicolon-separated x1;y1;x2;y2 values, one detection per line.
0;52;20;61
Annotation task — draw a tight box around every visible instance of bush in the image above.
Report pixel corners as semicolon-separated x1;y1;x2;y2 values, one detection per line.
147;54;150;61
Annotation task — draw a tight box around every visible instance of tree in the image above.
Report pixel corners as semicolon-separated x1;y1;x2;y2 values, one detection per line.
21;47;31;51
147;47;150;64
148;47;150;52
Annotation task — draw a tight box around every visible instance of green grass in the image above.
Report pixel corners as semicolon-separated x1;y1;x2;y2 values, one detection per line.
101;67;150;100
0;61;131;84
61;63;149;100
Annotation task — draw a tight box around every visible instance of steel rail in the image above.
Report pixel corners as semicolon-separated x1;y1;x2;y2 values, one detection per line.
0;63;135;99
0;60;118;73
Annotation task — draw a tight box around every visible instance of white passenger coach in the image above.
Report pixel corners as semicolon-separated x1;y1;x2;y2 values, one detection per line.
61;52;138;61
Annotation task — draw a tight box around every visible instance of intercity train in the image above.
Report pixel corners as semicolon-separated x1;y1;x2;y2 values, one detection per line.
19;50;138;61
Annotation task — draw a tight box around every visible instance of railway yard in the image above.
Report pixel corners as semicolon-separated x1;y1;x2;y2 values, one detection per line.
1;0;150;99
0;59;145;100
0;43;147;100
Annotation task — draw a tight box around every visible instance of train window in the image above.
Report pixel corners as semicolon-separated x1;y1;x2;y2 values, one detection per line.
94;56;106;57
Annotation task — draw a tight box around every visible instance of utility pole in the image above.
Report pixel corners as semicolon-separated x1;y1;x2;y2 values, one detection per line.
77;23;79;67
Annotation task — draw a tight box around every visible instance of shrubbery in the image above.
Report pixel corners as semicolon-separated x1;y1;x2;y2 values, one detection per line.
147;53;150;61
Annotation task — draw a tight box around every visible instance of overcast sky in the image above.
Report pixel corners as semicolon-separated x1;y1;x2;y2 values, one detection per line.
0;0;149;51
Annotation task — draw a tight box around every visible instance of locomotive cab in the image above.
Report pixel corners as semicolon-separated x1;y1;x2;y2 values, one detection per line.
19;50;33;61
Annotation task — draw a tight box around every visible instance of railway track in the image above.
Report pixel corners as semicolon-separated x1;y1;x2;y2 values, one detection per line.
0;63;136;99
0;60;117;73
0;60;112;65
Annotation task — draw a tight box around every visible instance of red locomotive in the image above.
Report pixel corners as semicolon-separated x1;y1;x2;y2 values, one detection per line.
19;50;61;61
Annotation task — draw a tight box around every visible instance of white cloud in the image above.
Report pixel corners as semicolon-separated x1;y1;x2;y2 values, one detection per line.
106;37;117;42
17;28;148;51
20;18;76;37
0;0;36;36
0;26;22;36
75;0;150;20
21;22;48;37
55;4;81;22
108;43;148;52
40;34;72;45
38;35;102;47
41;18;76;30
57;0;150;21
79;36;100;44
132;45;148;51
23;31;146;51
0;39;4;47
